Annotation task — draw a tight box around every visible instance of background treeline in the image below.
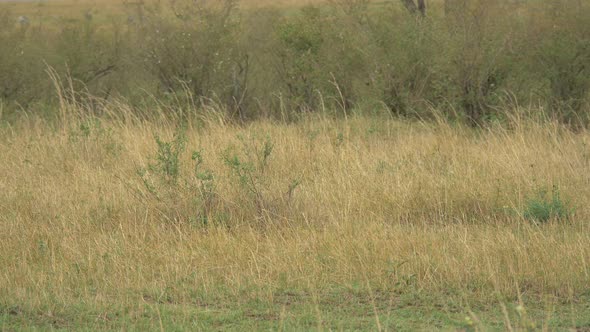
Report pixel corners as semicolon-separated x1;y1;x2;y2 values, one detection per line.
1;0;589;126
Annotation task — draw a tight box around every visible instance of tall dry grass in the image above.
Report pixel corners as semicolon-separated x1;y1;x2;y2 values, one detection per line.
1;98;589;317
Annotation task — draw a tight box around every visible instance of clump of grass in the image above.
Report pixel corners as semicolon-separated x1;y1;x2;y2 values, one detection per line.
523;185;573;223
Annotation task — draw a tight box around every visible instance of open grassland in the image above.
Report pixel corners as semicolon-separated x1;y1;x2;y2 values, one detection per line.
1;103;590;330
1;0;590;330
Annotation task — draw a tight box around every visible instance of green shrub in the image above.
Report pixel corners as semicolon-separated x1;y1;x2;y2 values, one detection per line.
523;186;573;223
138;0;249;117
150;131;187;186
0;12;50;108
368;10;447;118
439;0;517;125
533;4;590;126
275;6;326;110
1;0;589;126
136;129;218;225
274;4;376;115
53;19;123;102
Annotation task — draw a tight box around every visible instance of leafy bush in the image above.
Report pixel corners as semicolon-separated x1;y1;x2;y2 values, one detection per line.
523;186;573;223
53;20;123;102
368;10;447;117
275;6;326;110
150;132;186;185
1;0;590;126
0;12;50;108
442;1;513;125
532;4;590;126
222;134;274;203
138;0;248;117
222;134;299;220
136;129;217;225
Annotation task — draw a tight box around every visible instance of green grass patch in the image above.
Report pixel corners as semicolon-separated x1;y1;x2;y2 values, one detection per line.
2;289;589;331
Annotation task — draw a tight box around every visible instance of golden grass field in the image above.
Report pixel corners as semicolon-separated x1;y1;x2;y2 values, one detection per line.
1;0;590;329
1;97;590;329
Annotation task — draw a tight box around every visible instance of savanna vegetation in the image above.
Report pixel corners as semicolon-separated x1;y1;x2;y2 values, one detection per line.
1;0;590;330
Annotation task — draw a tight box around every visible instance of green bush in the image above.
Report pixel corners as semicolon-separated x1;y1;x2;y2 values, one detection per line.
54;20;123;100
0;0;589;126
523;186;573;223
533;4;590;126
273;5;375;114
0;12;50;108
136;129;218;225
368;10;447;117
138;0;248;117
274;6;326;110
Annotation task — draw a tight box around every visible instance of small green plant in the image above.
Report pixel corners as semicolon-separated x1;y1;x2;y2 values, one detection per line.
66;118;123;157
192;150;215;194
259;135;274;173
334;132;345;147
222;134;288;216
224;134;274;191
286;177;301;203
135;129;217;225
222;148;259;197
191;150;216;225
136;130;187;201
523;186;573;223
150;131;187;185
68;118;103;141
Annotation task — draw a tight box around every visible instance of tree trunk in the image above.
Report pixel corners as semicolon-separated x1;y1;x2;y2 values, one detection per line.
417;0;426;16
400;0;426;16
